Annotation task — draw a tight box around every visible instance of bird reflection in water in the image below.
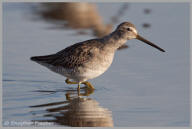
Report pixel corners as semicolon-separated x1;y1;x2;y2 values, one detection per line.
32;2;129;50
30;88;113;127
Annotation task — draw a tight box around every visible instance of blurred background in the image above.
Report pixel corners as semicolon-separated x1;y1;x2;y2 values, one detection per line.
2;2;190;127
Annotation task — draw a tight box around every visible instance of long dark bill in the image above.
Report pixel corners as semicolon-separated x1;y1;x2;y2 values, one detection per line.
136;35;165;52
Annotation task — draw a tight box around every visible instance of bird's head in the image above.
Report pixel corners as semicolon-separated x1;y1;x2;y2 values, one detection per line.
116;22;165;52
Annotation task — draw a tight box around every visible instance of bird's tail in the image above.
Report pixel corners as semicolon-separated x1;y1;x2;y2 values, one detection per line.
30;54;56;63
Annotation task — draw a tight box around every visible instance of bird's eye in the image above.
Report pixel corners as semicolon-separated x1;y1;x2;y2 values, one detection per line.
127;27;131;31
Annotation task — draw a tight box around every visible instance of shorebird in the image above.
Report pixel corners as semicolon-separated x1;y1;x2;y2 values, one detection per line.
31;22;165;90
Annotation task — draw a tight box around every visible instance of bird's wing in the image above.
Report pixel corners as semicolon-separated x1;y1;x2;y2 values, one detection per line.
31;39;103;69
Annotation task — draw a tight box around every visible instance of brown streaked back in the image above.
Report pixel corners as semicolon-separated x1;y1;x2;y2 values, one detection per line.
30;39;104;69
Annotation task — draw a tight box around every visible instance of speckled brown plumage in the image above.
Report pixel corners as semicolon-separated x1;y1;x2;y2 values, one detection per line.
31;39;104;69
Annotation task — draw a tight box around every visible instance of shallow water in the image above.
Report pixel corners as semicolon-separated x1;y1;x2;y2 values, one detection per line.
2;3;190;127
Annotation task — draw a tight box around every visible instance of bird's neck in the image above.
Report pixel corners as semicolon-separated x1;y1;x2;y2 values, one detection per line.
102;30;127;51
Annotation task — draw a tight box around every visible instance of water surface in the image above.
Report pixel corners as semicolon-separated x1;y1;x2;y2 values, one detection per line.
2;3;190;127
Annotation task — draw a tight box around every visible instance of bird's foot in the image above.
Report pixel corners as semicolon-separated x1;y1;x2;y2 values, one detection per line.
82;81;95;90
65;78;78;84
65;78;95;91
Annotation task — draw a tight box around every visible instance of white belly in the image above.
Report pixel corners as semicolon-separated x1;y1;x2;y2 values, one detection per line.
37;52;115;83
81;64;110;80
78;52;115;81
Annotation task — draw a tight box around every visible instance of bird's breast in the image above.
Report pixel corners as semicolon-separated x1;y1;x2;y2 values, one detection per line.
79;51;115;80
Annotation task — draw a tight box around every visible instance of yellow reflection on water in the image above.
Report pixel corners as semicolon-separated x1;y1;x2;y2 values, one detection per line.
30;88;113;127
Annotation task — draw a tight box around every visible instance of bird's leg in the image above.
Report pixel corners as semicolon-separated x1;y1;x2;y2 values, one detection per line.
65;78;78;84
77;83;81;92
65;79;94;90
65;78;83;91
82;81;95;89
